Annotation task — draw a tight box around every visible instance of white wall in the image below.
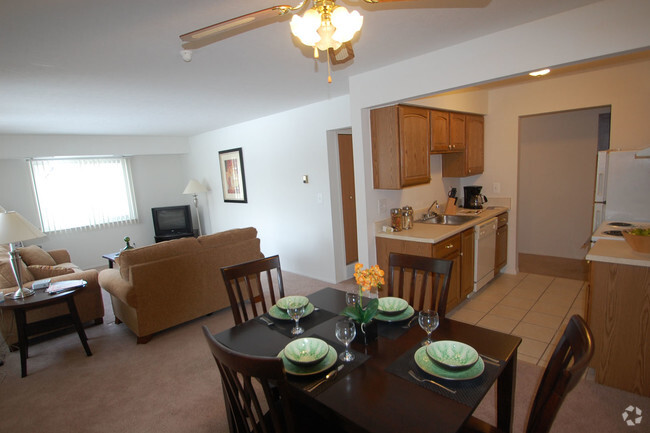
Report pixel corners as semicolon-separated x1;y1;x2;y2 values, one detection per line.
0;136;190;269
186;96;351;283
348;0;650;271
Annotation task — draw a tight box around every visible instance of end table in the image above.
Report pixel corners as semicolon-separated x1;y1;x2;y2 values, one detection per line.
1;281;92;377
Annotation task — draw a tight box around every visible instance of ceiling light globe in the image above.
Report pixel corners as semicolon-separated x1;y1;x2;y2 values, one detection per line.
315;21;341;51
331;7;363;43
290;11;321;46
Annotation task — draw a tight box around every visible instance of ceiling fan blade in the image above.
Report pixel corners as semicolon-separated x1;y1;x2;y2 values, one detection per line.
180;6;293;46
328;42;355;65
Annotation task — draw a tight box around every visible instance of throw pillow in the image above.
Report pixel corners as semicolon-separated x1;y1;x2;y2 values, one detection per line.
0;258;35;289
27;265;75;280
17;245;57;266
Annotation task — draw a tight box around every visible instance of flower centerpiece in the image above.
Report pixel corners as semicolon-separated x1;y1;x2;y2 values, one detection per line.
342;263;385;343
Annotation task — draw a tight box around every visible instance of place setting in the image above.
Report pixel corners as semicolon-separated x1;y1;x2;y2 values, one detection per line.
373;296;417;339
256;295;336;337
276;325;369;396
386;313;504;406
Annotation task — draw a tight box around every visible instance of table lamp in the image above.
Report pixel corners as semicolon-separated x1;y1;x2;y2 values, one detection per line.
0;211;46;299
183;179;208;236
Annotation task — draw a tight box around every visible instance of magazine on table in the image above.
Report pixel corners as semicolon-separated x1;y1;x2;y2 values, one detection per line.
46;280;86;295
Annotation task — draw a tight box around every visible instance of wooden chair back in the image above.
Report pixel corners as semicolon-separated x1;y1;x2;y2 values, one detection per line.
387;252;453;316
202;326;296;433
525;314;594;433
220;255;285;325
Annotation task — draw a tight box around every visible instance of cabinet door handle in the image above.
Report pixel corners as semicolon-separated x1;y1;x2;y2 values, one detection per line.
446;244;454;249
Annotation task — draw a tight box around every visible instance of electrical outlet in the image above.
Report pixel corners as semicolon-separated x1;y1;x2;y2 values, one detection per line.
492;182;501;193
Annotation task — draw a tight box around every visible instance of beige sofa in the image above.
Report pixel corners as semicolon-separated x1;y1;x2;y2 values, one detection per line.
98;227;263;343
0;245;105;347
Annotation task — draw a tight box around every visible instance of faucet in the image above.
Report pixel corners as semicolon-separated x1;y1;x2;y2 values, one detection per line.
423;200;439;220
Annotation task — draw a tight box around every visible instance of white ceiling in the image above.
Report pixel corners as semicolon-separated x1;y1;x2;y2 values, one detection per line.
1;0;603;136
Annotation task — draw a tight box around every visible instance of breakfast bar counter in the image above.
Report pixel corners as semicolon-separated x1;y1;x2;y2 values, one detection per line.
586;239;650;267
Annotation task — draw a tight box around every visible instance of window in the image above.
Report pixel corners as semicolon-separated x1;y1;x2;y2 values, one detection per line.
30;157;138;232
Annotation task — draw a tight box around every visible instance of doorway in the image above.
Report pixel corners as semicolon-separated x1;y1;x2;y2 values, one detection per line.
517;106;611;280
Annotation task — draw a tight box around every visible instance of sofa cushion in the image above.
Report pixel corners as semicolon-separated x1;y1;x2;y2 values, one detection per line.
0;258;34;289
27;265;76;280
117;236;200;280
17;245;57;266
197;227;258;248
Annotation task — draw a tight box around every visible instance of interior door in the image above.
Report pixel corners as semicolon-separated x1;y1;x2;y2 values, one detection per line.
338;134;358;265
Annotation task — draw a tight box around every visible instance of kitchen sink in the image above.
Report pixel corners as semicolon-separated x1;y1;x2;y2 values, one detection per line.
416;214;479;225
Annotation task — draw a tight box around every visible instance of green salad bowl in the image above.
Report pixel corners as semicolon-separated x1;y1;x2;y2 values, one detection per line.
283;338;330;367
378;297;409;316
426;340;479;370
276;295;309;310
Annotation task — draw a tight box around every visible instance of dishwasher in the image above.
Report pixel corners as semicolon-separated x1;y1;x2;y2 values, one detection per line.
473;217;498;292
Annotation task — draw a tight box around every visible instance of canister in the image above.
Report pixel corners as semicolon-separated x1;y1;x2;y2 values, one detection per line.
402;206;413;230
390;208;402;231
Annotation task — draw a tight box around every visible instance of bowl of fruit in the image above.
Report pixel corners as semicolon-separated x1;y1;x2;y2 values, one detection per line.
622;228;650;254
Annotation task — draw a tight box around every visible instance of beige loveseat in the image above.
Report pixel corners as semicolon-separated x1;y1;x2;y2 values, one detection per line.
0;245;105;347
98;227;263;343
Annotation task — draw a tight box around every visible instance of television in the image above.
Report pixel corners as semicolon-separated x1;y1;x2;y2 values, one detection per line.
151;205;193;237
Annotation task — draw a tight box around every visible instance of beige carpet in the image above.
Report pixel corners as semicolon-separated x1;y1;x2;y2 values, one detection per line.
0;272;647;433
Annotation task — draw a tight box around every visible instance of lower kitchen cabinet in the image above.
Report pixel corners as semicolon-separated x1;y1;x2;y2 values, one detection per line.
587;260;650;397
433;234;461;311
460;229;475;299
495;212;508;275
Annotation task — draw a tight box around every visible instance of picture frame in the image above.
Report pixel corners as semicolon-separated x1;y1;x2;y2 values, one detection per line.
218;147;247;203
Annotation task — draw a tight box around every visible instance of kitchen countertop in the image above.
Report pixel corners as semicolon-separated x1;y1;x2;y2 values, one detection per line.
375;207;509;244
586;239;650;267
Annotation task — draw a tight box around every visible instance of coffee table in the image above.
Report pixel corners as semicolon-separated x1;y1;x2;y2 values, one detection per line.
0;281;93;377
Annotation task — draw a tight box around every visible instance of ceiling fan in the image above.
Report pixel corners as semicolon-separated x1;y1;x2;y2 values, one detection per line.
179;0;415;76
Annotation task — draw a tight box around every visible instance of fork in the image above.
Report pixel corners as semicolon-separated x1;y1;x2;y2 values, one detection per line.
408;370;456;394
259;316;274;327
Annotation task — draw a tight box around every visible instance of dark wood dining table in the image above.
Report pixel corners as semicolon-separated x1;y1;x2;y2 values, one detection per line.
214;287;521;433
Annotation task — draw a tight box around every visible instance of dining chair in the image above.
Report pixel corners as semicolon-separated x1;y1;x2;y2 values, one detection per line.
220;255;285;325
387;252;453;317
460;314;594;433
202;326;343;433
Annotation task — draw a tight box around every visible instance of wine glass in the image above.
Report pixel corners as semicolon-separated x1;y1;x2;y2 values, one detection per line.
335;318;357;362
345;292;359;307
418;309;439;346
288;304;306;336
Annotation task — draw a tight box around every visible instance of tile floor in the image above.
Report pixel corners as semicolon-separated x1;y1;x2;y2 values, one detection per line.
447;272;587;367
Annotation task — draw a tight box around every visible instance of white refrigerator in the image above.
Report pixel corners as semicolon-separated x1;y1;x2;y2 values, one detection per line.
593;148;650;230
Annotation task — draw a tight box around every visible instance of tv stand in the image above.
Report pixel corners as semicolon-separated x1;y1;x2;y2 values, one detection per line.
154;232;196;243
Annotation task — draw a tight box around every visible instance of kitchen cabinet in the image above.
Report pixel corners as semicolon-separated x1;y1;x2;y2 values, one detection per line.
587;260;650;396
375;234;463;312
494;212;508;275
442;114;484;177
460;228;475;299
430;111;465;153
371;105;431;189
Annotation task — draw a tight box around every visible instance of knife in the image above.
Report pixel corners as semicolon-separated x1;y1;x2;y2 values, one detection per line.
307;364;344;392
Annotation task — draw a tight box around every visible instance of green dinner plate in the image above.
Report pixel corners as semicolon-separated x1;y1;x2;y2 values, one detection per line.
375;305;414;322
426;340;479;370
284;338;330;366
278;344;337;376
268;302;315;320
276;295;309;310
414;346;484;380
378;297;409;315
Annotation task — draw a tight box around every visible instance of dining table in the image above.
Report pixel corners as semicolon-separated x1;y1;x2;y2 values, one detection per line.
213;287;521;433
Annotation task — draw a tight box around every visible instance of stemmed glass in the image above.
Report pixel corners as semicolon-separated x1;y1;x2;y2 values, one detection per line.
418;309;440;346
335;318;356;362
288;304;306;336
345;292;359;307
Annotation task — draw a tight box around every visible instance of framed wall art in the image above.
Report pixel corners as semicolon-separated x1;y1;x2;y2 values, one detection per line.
218;147;247;203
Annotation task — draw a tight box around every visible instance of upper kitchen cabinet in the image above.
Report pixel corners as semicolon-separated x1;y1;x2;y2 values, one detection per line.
442;114;484;177
430;111;465;153
371;105;431;189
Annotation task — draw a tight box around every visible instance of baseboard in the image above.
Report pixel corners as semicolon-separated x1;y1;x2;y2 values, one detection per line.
518;253;588;281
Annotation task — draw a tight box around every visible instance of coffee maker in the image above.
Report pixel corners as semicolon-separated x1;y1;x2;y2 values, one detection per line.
463;185;488;209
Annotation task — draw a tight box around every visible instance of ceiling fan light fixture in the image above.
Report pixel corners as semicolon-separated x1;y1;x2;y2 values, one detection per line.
291;2;363;53
290;8;321;46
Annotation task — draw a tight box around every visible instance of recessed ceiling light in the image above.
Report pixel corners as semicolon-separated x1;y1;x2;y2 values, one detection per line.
529;68;550;77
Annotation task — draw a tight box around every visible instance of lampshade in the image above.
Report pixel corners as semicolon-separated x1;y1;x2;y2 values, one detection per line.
0;211;45;245
183;179;208;195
